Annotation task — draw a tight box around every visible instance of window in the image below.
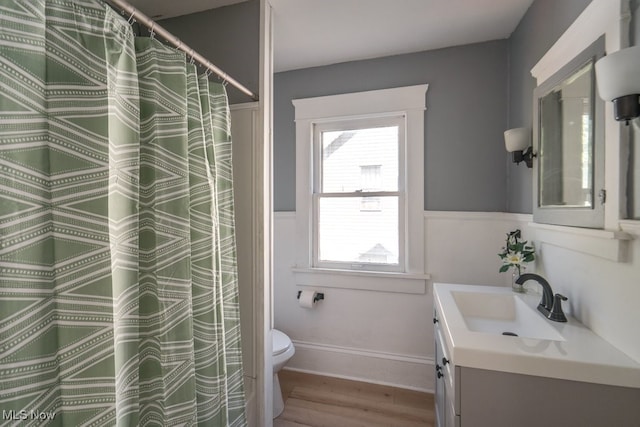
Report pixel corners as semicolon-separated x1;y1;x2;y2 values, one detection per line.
314;117;404;270
293;85;428;291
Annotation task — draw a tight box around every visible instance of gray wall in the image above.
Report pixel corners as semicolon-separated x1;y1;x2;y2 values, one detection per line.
159;0;259;105
160;0;597;212
635;0;640;43
274;41;509;212
506;0;593;213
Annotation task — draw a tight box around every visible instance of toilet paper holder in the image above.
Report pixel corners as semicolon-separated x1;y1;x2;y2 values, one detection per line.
297;291;324;302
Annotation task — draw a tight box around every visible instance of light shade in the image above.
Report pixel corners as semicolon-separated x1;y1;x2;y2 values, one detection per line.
595;45;640;101
504;128;529;152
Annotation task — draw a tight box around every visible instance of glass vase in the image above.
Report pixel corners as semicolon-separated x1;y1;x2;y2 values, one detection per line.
511;268;525;293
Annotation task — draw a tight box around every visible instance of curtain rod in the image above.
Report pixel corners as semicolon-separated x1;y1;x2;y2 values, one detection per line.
104;0;258;101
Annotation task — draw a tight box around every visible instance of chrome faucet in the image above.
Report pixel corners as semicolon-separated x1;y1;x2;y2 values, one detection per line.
515;273;567;322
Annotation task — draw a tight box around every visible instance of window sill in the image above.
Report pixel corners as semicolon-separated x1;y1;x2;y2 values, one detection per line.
529;222;633;262
292;267;429;294
619;220;640;236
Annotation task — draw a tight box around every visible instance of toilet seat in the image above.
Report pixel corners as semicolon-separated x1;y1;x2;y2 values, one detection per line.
273;329;291;356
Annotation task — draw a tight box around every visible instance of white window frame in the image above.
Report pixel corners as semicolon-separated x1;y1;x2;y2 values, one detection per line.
292;85;428;293
312;115;406;272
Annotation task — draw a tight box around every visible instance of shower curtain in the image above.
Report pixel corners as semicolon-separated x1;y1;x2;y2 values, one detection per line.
0;1;246;425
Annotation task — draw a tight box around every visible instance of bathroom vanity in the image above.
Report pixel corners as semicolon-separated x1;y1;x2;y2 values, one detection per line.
433;283;640;427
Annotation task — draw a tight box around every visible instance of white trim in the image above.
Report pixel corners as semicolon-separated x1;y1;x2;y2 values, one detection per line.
619;220;640;236
285;340;434;392
274;211;296;219
230;103;260;418
530;0;624;83
281;210;533;223
292;267;428;294
292;85;429;121
529;221;632;262
293;85;427;288
424;210;533;223
292;267;429;281
258;1;274;424
282;367;433;394
292;339;433;365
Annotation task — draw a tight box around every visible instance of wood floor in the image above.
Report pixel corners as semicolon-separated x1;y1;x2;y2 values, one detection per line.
274;370;435;427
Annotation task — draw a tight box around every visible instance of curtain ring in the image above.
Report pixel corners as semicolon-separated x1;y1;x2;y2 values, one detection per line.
149;23;155;40
174;38;183;52
205;69;212;78
127;10;136;25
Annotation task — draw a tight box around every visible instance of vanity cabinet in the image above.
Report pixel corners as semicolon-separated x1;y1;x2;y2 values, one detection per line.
434;312;459;427
433;308;640;427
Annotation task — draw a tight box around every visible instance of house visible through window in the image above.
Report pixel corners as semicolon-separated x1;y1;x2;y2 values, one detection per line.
360;165;382;211
314;117;404;270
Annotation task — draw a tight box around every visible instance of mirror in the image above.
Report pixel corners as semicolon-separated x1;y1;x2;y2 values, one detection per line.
533;36;605;228
538;61;594;208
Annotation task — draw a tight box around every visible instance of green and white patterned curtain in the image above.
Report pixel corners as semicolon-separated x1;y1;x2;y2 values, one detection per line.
0;1;246;425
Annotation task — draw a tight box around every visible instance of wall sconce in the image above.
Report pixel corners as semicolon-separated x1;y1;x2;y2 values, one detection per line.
595;45;640;125
504;127;534;168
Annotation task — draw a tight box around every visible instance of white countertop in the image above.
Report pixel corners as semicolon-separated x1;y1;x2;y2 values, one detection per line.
433;282;640;388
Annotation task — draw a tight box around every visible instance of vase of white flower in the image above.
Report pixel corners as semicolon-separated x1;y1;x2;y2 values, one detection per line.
511;268;523;293
498;229;535;293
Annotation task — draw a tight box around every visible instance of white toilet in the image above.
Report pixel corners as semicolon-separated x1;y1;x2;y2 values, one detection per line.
272;329;295;418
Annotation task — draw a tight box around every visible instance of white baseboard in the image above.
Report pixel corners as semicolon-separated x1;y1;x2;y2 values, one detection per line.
286;340;435;393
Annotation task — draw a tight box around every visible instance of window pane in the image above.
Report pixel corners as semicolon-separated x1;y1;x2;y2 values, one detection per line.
318;196;398;265
321;126;398;193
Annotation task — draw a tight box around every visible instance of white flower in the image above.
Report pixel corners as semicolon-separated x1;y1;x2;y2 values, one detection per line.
506;253;523;265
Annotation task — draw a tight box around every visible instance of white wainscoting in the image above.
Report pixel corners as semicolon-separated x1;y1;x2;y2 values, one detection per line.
274;210;532;392
424;211;534;286
231;103;259;426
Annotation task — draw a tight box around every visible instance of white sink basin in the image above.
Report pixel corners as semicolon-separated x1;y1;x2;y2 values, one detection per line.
451;290;565;341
